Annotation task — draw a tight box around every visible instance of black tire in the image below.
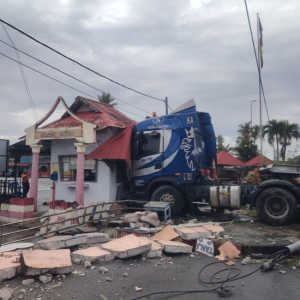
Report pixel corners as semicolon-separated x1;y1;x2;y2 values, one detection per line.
255;187;299;225
151;185;185;217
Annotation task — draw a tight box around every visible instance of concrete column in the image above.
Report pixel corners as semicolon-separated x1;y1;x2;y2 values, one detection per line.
74;143;88;206
30;144;43;212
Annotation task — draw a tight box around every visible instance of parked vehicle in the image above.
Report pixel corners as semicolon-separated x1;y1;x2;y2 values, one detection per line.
123;100;253;217
249;164;300;225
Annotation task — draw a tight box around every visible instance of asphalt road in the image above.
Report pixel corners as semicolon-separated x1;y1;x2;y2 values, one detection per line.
4;254;300;300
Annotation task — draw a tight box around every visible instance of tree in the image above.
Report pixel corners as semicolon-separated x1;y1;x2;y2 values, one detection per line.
97;93;117;106
251;125;260;145
234;122;258;162
263;120;283;161
279;121;300;161
216;135;232;153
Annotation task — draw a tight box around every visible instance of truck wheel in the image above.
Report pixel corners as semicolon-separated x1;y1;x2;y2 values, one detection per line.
256;187;299;225
151;185;185;217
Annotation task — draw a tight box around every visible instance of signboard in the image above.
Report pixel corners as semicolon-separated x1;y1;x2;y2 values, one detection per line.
0;139;9;172
35;129;83;140
195;238;214;257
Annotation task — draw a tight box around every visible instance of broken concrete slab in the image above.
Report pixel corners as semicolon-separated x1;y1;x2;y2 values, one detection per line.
71;247;113;263
33;236;72;250
39;274;52;283
20;249;72;276
175;227;211;240
152;225;179;241
138;237;163;258
0;251;25;282
156;240;193;254
202;224;225;237
140;215;160;227
217;241;241;260
0;287;13;300
102;234;152;259
83;233;109;244
65;235;87;247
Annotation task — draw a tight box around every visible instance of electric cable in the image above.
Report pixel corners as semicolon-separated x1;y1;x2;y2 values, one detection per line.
0;39;152;115
243;0;270;121
0;19;165;102
0;51;145;119
1;23;38;122
131;257;268;300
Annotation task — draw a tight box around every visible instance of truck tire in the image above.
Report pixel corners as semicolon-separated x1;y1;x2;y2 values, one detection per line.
255;187;299;225
151;185;185;217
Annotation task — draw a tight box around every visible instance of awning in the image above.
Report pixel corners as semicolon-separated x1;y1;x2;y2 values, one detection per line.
86;122;136;167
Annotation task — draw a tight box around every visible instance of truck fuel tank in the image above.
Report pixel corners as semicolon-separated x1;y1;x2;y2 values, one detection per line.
210;185;241;210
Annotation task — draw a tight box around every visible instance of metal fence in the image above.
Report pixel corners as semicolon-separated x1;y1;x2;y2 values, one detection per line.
0;179;23;203
0;200;150;247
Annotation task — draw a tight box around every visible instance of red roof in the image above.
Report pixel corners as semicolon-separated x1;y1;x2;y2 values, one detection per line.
217;151;245;166
86;123;136;166
43;96;134;130
245;155;273;167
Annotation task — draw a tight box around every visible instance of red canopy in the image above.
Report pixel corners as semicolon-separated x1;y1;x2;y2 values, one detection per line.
217;151;245;166
245;155;273;166
86;122;136;167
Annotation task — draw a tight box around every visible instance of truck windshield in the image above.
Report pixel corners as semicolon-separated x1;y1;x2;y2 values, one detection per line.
137;131;161;157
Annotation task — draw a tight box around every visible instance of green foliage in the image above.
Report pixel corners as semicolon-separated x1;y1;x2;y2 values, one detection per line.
234;122;259;162
97;93;117;106
216;135;232;153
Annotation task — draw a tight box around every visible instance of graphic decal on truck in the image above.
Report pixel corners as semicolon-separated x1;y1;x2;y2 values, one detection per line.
180;127;196;171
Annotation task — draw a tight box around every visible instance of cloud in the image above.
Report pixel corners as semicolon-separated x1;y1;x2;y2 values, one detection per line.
0;0;299;154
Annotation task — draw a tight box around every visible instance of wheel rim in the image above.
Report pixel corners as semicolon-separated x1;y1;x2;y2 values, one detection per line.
160;193;175;207
264;196;289;219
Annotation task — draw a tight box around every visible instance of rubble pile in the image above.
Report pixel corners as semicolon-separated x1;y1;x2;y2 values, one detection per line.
122;211;160;228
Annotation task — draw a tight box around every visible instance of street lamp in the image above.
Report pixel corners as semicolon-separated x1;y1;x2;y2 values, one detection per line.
251;100;257;128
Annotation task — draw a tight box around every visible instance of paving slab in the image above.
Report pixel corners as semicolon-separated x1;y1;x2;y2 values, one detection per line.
83;232;109;244
175;227;211;240
152;225;179;241
202;224;225;236
102;234;152;259
20;249;72;276
71;247;113;262
156;240;193;254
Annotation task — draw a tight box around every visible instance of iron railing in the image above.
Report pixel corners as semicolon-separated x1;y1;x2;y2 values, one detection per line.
0;200;150;247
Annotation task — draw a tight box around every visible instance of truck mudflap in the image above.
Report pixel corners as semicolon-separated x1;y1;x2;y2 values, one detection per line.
210;185;241;210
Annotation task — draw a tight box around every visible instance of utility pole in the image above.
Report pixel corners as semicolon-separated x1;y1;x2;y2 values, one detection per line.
165;97;168;115
251;100;257;128
257;13;263;165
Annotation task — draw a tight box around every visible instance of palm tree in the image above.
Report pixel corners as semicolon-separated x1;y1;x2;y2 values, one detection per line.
263;120;283;161
280;121;300;161
237;122;252;145
234;122;258;162
251;125;260;145
97;93;117;106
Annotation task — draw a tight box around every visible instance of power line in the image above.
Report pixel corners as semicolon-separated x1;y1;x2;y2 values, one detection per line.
1;23;38;122
0;19;165;103
243;0;270;121
0;52;145;119
0;39;151;115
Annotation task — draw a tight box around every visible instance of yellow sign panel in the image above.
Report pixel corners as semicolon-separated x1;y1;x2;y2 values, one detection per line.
35;129;83;140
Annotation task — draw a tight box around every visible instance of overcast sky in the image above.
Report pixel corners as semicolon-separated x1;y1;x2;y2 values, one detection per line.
1;0;299;158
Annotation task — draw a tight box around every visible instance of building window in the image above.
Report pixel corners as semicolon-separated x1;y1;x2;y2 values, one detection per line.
59;156;97;182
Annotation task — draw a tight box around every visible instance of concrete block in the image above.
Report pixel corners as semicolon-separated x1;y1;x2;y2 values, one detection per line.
65;235;87;247
102;234;152;259
83;233;109;244
202;224;225;237
0;251;24;282
157;240;193;254
138;237;162;259
175;227;211;240
33;236;71;250
0;287;13;300
0;267;18;282
140;216;160;227
71;247;114;263
124;213;139;223
20;249;72;276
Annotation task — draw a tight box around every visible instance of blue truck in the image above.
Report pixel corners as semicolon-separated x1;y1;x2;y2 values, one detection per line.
126;100;253;217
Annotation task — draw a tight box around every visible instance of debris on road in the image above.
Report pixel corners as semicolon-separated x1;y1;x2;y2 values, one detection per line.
99;267;109;273
71;247;113;263
217;241;241;260
39;274;52;283
135;286;143;292
102;234;152;258
156;240;193;254
21;278;35;285
0;286;13;300
152;225;179;241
